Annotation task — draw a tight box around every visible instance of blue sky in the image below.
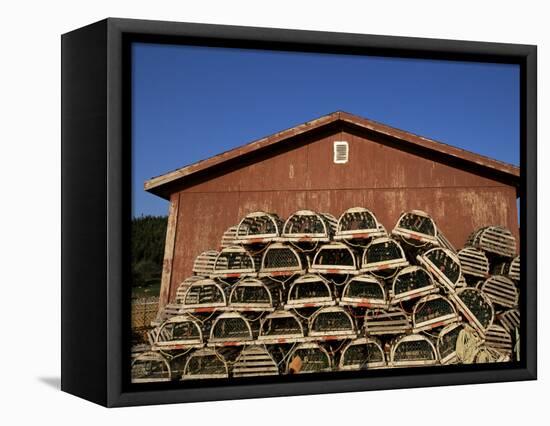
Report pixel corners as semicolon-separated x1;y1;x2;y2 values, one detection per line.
132;43;519;217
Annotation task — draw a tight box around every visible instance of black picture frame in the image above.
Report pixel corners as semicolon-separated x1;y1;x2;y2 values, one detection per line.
61;17;537;407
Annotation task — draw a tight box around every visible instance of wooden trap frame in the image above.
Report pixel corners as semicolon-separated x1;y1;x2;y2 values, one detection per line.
485;323;513;357
458;247;490;279
466;226;517;258
182;348;229;380
152;315;204;351
308;306;357;341
212;245;260;279
339;337;386;370
392;210;439;247
232;345;280;378
285;342;333;374
192;250;219;276
181;278;228;313
234;211;284;245
449;288;494;336
131;351;171;383
480;275;519;309
310;242;359;275
497;309;520;334
437;322;466;365
364;307;411;336
153;276;204;326
334;207;385;242
390;334;438;367
412;294;459;333
281;210;337;242
220;225;239;248
391;265;438;305
285;274;335;309
339;274;388;309
417;247;462;293
228;278;280;312
208;312;255;346
259;243;307;277
257;310;306;344
493;255;520;281
360;237;409;278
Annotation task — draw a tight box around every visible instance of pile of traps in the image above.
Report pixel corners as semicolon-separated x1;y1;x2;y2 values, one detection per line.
131;208;520;383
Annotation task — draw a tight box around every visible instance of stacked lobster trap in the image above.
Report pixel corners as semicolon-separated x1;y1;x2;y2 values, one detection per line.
132;207;521;383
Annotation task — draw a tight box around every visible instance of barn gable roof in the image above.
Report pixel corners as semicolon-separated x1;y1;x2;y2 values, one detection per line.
144;111;520;199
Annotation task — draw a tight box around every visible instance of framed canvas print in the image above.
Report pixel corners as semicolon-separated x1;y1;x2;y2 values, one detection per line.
61;18;537;407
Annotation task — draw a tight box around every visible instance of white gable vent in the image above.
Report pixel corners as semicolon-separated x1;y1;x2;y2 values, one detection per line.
333;141;349;164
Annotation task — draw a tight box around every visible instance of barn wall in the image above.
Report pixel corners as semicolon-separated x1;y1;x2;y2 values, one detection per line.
165;130;519;303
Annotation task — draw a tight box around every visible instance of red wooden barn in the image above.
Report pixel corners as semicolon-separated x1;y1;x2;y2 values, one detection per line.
145;111;520;308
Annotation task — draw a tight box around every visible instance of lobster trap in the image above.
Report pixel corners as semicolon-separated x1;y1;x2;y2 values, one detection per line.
234;211;284;245
457;247;490;279
417;247;462;292
310;242;359;275
334;207;385;242
449;288;494;336
437;322;466;365
285;342;332;374
281;210;337;242
285;274;335;309
364;307;411;336
340;274;387;309
466;226;517;258
131;351;171;383
259;243;306;277
152;315;204;351
339;337;386;370
390;334;438;367
175;276;206;304
220;225;238;248
208;312;255;346
232;345;280;378
485;324;513;356
192;250;219;276
392;210;439;247
497;309;520;334
228;278;280;312
308;306;357;340
182;348;229;380
480;275;519;309
493;255;520;281
257;310;306;344
360;237;409;278
412;294;459;333
212;246;260;279
391;265;438;305
181;278;228;313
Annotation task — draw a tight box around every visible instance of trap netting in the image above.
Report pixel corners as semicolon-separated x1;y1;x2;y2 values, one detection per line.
412;295;458;333
153;315;203;350
390;334;438;367
286;343;332;374
228;278;279;311
182;278;228;310
208;312;255;345
392;210;438;246
339;338;386;370
309;307;356;339
182;348;229;380
417;247;462;291
340;274;387;309
212;246;260;278
310;242;359;274
234;211;284;244
361;237;408;278
391;265;437;304
281;210;337;242
437;323;466;365
451;288;494;336
257;310;305;344
285;274;334;309
131;352;171;383
259;243;306;276
335;207;385;241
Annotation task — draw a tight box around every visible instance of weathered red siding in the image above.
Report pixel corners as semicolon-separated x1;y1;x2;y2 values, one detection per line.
164;129;519;303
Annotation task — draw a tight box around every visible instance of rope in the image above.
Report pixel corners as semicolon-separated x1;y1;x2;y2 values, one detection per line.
290;241;319;253
455;326;482;364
